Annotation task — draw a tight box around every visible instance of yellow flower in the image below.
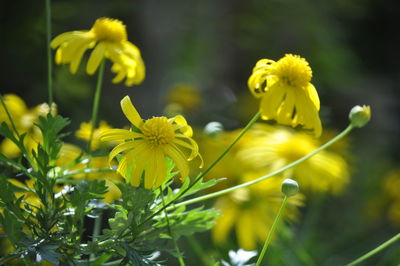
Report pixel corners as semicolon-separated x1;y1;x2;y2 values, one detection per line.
212;176;304;250
101;96;203;189
0;94;57;158
51;17;145;86
248;54;322;137
75;120;112;150
237;124;350;194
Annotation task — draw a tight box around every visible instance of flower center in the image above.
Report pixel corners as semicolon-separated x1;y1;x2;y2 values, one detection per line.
142;117;175;146
276;134;316;162
91;17;127;42
271;54;312;88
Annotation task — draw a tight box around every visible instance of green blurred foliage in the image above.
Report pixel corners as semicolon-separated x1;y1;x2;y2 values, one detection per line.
1;0;400;264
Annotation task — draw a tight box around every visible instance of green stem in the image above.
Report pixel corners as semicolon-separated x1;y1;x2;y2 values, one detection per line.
88;60;105;151
346;233;400;266
45;0;53;105
90;213;102;260
173;124;354;208
160;188;186;266
256;196;288;266
138;112;260;227
186;236;209;266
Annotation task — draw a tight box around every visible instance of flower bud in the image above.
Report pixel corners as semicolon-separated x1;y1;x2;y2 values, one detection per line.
204;121;224;137
349;105;371;128
281;179;299;197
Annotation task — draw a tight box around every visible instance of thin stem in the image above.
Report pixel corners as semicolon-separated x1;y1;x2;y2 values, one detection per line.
173;124;354;208
159;188;186;266
88;60;105;151
256;196;288;266
138;112;261;227
186;236;209;266
346;233;400;266
45;0;53;105
90;213;102;260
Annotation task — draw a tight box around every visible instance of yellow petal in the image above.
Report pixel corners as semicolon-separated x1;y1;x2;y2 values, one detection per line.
236;211;256;250
120;96;143;128
101;129;142;142
87;42;106;74
109;141;138;164
153;149;167;188
163;145;189;181
306;83;320;111
144;153;157;189
70;41;92;74
212;200;237;243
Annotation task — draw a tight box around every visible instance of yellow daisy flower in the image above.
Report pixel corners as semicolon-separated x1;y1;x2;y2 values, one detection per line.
0;94;57;158
237;124;350;194
212;176;304;250
51;17;145;86
75;120;112;150
101;96;203;189
248;54;322;137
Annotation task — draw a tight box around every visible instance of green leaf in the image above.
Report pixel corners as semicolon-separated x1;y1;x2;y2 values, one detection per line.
35;114;70;159
0;209;25;245
157;206;220;239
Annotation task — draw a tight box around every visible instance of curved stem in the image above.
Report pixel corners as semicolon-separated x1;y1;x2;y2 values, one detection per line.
138;112;260;227
160;188;186;266
173;124;354;208
88;60;105;151
256;196;288;266
45;0;53;105
346;233;400;266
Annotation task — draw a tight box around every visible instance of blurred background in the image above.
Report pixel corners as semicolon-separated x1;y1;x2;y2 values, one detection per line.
1;0;399;265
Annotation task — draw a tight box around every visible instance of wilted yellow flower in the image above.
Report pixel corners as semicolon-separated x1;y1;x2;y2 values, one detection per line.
0;94;57;158
212;176;304;250
51;17;145;86
248;54;322;137
237;124;350;194
101;96;203;189
75;120;112;150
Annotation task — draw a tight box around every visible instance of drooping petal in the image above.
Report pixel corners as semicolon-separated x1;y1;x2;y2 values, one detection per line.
144;152;157;189
212;199;238;244
108;141;139;164
236;211;256;250
87;42;106;74
163;145;189;181
305;83;320;111
101;129;142;142
120;96;143;129
169;115;193;137
153;149;167;188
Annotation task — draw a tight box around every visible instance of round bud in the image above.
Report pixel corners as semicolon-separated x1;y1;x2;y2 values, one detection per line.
204;121;224;137
349;105;371;128
281;179;299;197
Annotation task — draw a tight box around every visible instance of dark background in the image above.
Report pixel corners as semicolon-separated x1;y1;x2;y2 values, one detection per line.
1;0;399;264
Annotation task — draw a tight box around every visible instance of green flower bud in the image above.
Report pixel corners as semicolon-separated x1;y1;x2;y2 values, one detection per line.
204;121;224;137
281;179;299;197
349;105;371;128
